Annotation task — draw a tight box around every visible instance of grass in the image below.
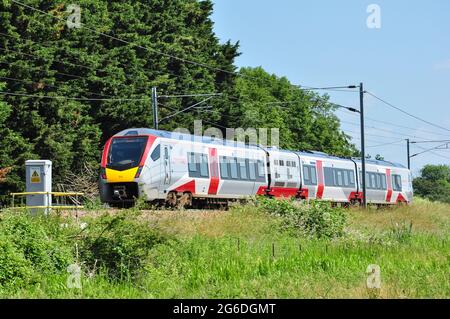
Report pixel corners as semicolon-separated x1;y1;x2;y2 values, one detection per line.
0;198;449;299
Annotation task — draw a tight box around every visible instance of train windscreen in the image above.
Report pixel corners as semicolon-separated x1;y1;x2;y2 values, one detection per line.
107;137;148;170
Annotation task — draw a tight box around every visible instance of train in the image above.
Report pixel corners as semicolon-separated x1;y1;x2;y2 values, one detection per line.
99;128;413;208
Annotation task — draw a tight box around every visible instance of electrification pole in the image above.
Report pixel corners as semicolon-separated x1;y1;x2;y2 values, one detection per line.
151;87;158;130
406;139;411;169
360;82;367;208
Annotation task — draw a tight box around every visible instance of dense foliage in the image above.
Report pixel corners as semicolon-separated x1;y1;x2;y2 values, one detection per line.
0;0;356;197
413;164;450;203
1;201;449;298
256;197;347;239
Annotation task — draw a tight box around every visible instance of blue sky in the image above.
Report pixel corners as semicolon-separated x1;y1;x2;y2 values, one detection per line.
211;0;450;175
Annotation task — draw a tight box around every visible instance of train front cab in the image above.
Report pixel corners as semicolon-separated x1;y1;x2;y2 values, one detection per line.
99;134;157;205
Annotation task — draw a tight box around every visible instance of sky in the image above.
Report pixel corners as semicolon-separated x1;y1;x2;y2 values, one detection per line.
211;0;450;175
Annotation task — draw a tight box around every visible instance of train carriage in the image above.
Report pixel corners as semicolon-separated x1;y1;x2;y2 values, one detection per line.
99;128;413;208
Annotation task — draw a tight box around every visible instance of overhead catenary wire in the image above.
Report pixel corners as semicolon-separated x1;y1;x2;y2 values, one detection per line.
0;91;148;101
366;139;405;148
365;91;450;133
336;108;450;138
412;144;450;160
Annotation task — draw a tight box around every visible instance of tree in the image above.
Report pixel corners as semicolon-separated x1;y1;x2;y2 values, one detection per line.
0;0;238;194
413;165;450;203
231;67;357;156
0;0;357;197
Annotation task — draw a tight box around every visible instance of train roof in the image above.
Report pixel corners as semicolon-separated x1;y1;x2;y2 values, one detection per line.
351;158;406;168
115;128;263;151
115;128;406;169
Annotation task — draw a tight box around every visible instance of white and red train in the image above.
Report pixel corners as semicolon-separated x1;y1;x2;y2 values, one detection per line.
99;128;413;207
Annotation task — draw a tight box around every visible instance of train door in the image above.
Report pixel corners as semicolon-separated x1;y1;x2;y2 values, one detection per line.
162;143;172;186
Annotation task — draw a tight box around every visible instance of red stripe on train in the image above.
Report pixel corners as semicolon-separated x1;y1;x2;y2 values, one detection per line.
208;148;220;194
386;168;393;202
175;180;196;193
316;160;324;199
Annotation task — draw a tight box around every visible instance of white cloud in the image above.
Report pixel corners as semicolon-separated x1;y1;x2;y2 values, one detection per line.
433;59;450;70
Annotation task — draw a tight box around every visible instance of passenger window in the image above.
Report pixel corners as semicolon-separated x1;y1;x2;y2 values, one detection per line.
248;160;256;181
371;174;376;189
376;174;381;189
304;166;310;180
188;152;197;173
349;171;355;185
188;152;209;178
311;167;317;185
199;154;209;177
230;158;238;179
337;170;343;186
392;175;402;191
150;144;160;161
257;160;265;178
324;167;334;186
220;156;229;179
279;160;284;166
380;174;386;190
239;159;248;180
343;170;349;186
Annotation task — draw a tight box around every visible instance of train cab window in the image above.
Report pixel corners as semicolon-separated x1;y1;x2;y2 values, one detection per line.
303;165;317;185
188;152;209;178
150;144;160;161
238;159;248;180
219;156;229;179
248;160;257;181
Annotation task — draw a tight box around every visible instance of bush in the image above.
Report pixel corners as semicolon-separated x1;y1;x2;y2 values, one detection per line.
0;210;74;290
257;197;347;239
78;210;169;281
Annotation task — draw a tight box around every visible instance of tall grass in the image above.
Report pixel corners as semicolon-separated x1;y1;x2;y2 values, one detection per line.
0;198;449;299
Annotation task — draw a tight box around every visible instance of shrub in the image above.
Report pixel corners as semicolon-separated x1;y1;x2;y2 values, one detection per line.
78;210;168;281
0;236;34;289
0;210;74;290
256;197;347;239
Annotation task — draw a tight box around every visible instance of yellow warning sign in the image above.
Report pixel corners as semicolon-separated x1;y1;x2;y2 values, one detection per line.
30;167;41;183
